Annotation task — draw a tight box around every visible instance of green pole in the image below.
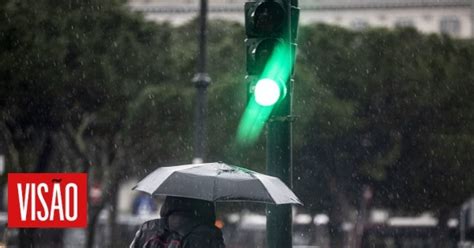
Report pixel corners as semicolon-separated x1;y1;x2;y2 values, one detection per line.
266;78;293;248
266;1;298;247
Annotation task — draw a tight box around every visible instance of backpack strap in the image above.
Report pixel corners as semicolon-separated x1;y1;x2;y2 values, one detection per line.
133;219;171;248
143;235;168;247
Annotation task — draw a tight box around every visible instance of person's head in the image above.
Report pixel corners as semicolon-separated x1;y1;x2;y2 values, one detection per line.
160;196;216;224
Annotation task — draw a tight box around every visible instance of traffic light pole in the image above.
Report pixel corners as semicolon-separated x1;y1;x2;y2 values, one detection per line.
266;79;293;248
266;1;298;247
241;0;298;244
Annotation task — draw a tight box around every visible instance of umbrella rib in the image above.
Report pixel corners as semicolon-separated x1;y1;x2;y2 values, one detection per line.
245;172;277;204
253;173;282;204
260;180;276;204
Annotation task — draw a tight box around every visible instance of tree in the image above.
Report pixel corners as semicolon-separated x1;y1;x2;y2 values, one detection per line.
0;0;175;246
294;23;474;245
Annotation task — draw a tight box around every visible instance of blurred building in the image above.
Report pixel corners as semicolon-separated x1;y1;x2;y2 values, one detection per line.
128;0;474;38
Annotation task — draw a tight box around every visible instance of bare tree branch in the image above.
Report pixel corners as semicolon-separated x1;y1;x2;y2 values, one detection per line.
64;113;96;172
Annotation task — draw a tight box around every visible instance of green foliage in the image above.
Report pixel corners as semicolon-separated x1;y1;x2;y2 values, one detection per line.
0;0;175;173
294;24;474;213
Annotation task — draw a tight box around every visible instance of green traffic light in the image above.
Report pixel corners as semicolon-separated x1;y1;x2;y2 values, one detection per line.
254;78;281;106
236;41;293;146
254;40;291;106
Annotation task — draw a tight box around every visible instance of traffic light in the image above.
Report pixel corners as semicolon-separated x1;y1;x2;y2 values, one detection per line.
237;0;298;145
245;0;297;107
240;2;300;247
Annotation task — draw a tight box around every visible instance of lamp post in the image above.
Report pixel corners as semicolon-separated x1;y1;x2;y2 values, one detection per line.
193;0;211;164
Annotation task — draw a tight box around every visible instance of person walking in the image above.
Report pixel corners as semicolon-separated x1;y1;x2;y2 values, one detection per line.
130;196;225;248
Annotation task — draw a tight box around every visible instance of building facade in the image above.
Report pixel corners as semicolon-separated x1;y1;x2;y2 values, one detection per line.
128;0;474;38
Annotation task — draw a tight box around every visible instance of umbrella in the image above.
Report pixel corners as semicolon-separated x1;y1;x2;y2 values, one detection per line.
133;162;302;205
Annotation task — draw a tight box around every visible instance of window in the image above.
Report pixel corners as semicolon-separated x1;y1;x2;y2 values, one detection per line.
440;16;461;36
351;19;369;30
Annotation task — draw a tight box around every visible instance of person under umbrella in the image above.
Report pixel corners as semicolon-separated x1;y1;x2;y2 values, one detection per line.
130;162;302;248
130;196;225;248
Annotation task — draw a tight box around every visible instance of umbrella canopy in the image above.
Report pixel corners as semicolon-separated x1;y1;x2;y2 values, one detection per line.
133;162;302;205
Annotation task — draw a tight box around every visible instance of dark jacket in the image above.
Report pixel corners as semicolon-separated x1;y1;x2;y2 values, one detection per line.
130;196;225;248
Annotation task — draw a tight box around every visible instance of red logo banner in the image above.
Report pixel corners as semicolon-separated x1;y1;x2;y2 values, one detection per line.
8;173;87;228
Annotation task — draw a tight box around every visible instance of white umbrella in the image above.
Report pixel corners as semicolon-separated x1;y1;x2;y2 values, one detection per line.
133;162;302;205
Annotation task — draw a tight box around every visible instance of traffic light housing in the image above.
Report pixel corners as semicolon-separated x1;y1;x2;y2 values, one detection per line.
238;0;299;145
245;1;286;36
245;0;288;76
245;0;298;106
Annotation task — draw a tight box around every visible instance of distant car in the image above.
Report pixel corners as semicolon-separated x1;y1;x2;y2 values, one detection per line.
361;215;458;248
